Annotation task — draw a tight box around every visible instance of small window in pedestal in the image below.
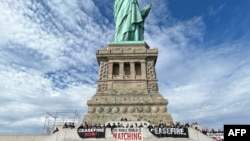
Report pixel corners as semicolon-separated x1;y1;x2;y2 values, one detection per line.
113;63;119;75
135;62;141;75
124;63;131;75
135;62;142;79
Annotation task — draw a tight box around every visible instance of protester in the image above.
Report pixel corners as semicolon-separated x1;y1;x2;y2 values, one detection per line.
53;127;59;133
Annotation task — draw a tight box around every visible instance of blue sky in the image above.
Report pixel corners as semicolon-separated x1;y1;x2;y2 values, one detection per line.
0;0;250;135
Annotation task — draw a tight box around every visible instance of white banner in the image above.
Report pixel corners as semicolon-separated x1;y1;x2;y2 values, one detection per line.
112;128;143;141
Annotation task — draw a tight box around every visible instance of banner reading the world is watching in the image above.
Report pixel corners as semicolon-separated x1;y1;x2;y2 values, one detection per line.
112;128;143;141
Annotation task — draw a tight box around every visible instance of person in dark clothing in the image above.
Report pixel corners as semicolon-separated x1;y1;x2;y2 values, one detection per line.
53;127;59;133
70;122;75;129
63;123;68;128
106;123;111;128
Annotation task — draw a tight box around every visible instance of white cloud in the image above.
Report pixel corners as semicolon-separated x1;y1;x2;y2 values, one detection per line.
156;41;250;129
0;66;96;134
0;0;104;134
208;3;226;16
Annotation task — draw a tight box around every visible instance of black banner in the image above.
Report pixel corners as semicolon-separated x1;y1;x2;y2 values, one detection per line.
77;127;105;138
149;127;189;138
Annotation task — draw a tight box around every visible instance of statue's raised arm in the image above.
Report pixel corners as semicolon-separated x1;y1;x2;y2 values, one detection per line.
114;0;151;42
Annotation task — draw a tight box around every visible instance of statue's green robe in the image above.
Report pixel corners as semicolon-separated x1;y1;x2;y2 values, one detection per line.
114;0;151;42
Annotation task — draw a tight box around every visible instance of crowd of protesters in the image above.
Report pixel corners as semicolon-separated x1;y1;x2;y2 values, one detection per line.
78;117;193;129
77;118;223;132
53;122;75;134
63;122;75;129
201;128;224;141
57;117;224;140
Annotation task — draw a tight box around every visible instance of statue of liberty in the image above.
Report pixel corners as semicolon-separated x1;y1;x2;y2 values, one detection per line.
114;0;151;42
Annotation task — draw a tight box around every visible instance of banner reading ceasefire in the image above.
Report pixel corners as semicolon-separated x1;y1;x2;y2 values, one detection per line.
112;128;143;141
77;127;105;138
149;127;189;138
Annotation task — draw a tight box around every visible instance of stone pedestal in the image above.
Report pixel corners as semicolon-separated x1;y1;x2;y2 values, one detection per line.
83;42;173;125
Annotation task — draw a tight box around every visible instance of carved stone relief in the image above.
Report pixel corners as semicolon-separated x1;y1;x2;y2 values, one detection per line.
97;82;107;92
99;62;108;80
128;107;135;113
137;106;143;113
146;61;156;80
112;107;119;113
144;106;151;113
160;106;167;113
97;107;104;113
152;106;159;113
120;107;127;113
104;107;111;113
148;82;158;91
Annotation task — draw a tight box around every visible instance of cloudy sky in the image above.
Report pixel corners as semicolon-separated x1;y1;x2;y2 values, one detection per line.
0;0;250;135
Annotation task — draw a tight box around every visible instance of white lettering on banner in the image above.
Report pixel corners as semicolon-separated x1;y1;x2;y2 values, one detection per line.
207;133;224;139
150;128;186;135
112;128;143;141
78;128;105;132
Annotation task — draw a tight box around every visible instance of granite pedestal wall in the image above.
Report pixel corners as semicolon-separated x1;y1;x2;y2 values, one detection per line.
83;42;173;125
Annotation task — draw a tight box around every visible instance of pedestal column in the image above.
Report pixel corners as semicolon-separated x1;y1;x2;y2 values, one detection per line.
119;62;124;79
130;62;135;79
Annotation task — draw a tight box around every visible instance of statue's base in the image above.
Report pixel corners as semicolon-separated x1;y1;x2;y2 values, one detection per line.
83;92;173;125
84;42;172;125
106;41;150;49
108;41;146;45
